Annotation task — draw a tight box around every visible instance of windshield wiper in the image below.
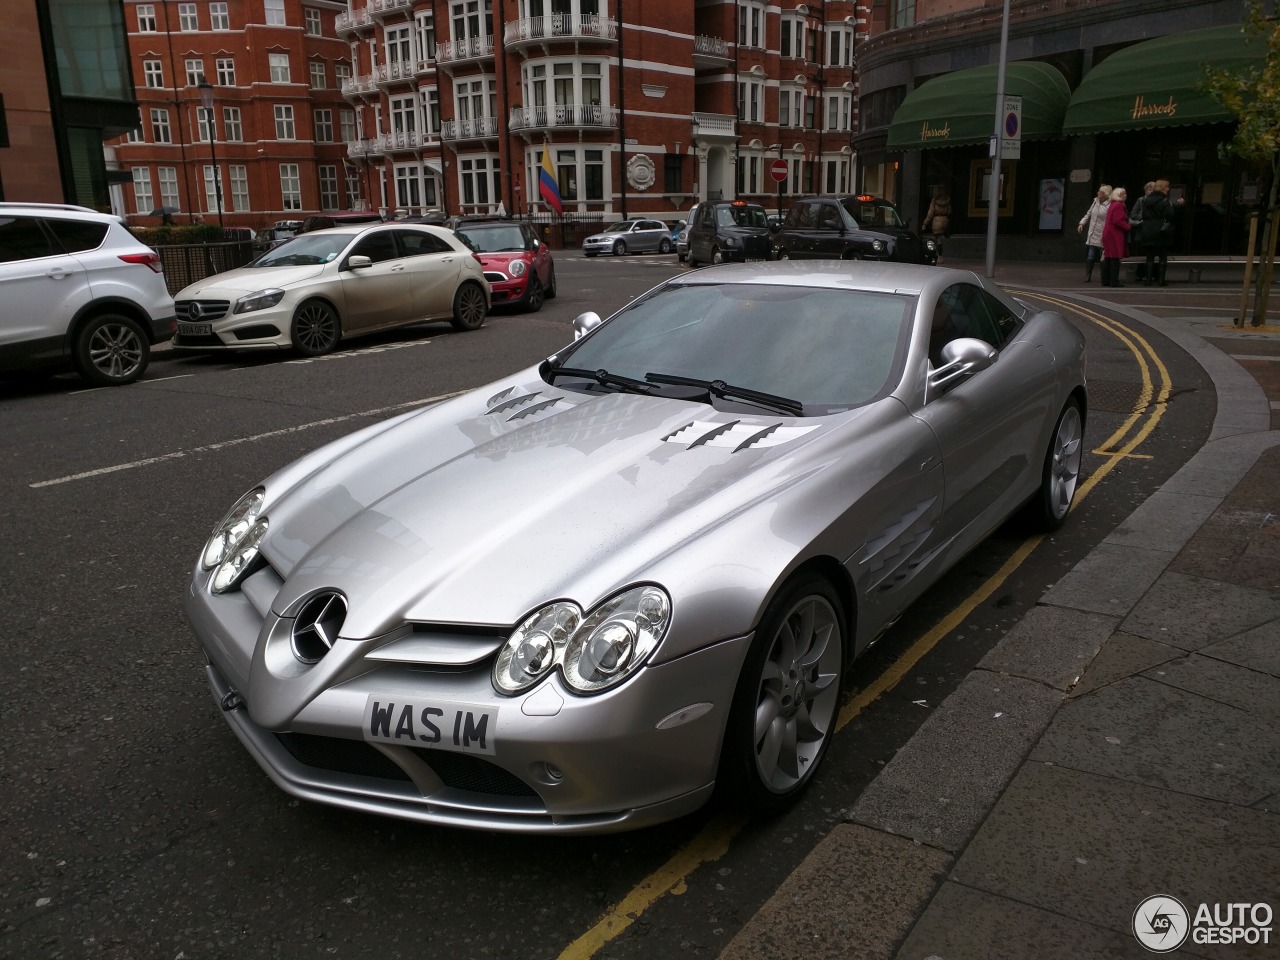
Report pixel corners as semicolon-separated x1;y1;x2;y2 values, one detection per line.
546;365;654;395
645;372;803;417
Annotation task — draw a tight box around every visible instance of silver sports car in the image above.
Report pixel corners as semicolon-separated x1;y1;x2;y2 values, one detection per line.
184;262;1086;834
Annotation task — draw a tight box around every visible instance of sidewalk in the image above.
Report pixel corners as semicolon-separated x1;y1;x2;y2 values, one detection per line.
721;260;1280;959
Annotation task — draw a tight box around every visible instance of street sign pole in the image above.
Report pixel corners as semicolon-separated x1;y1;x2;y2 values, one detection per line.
770;156;788;218
984;0;1011;279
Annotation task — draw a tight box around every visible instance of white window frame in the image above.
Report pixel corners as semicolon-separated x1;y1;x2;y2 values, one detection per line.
389;94;417;133
826;92;852;133
318;164;339;209
280;163;302;210
738;1;765;49
274;104;296;140
158;166;180;209
304;7;322;35
780;15;806;60
215;57;235;85
534;145;605;205
149;107;171;143
185;59;204;86
223;106;242;142
132;168;153;214
310;61;326;89
143;60;164;87
458;154;500;207
828;26;855;67
269;53;291;83
178;2;198;31
136;4;156;31
265;0;286;26
339;109;356;143
228;164;249;211
314;108;334;142
394;162;421;208
737;78;763;124
202;164;223;214
210;2;229;30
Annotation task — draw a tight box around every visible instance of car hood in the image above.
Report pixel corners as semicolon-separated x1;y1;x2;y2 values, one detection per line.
259;376;870;637
584;232;626;243
178;264;326;298
475;252;528;270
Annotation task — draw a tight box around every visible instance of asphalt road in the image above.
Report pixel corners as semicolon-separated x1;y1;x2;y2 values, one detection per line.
0;254;1216;960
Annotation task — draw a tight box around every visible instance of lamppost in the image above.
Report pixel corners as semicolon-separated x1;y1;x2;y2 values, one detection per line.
768;142;784;218
197;79;224;227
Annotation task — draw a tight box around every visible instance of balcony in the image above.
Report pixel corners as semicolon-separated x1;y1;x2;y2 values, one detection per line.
693;34;731;69
377;129;431;153
335;7;374;34
369;0;411;18
436;34;495;67
341;74;379;98
504;14;618;50
509;102;619;133
692;112;736;140
441;116;499;142
375;59;422;87
346;137;384;158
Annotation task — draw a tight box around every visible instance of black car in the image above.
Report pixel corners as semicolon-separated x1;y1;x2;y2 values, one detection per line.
686;200;772;267
771;195;937;265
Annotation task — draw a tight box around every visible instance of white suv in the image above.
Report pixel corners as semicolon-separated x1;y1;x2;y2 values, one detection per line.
0;203;176;386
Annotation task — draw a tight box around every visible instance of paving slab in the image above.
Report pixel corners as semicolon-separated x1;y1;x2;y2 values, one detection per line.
1199;619;1280;677
952;763;1279;960
894;880;1175;960
1102;490;1220;554
850;673;1061;853
1068;632;1182;699
717;824;952;960
1040;542;1176;617
1030;675;1278;808
978;605;1118;691
1142;654;1280;720
1119;571;1280;651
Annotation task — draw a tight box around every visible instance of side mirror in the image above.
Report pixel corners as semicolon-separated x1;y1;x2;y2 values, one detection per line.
346;255;373;270
572;311;604;340
929;337;997;392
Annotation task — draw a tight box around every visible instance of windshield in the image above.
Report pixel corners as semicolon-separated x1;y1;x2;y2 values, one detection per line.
253;232;355;266
842;199;904;229
457;225;529;252
603;222;634;234
558;283;913;413
716;206;769;228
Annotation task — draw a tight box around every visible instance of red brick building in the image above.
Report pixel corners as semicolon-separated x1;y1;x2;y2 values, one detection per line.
109;0;865;227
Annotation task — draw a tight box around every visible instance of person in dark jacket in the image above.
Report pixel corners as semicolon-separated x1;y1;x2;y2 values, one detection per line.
1137;179;1178;286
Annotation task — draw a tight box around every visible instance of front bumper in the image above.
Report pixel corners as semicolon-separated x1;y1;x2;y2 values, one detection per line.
185;574;750;834
172;304;292;351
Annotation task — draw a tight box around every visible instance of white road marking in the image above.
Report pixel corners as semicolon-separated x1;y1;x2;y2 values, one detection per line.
30;390;466;489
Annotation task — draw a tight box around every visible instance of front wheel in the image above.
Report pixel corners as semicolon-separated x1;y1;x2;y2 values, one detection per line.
776;249;791;261
658;238;672;254
291;300;341;356
74;313;149;386
544;266;558;299
523;276;545;313
718;574;845;814
711;247;725;265
612;240;626;256
1024;398;1084;531
450;281;488;331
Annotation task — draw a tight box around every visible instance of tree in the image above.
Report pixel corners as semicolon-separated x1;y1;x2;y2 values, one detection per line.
1203;1;1280;326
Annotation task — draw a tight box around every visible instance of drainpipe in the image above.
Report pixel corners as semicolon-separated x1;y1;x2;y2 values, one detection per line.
495;0;514;215
733;2;740;200
616;0;627;219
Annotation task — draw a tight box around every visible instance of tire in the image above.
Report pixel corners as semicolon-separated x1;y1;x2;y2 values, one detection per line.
450;281;488;331
1024;398;1084;531
73;313;149;386
523;276;545;313
776;249;791;261
544;266;558;300
659;238;672;254
718;573;845;814
678;251;688;263
290;300;341;357
711;247;725;265
613;240;626;256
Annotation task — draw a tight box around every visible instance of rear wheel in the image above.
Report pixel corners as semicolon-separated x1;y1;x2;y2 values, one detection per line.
450;281;488;331
544;266;558;299
1024;398;1084;531
291;300;341;356
74;313;149;386
659;238;672;254
719;573;845;814
776;249;791;261
523;276;545;313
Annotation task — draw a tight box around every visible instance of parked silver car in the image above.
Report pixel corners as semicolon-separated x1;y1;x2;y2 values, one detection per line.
582;219;673;257
183;262;1086;834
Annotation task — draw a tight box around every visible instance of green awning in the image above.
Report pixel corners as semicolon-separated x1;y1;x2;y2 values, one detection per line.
1063;25;1265;135
886;61;1070;151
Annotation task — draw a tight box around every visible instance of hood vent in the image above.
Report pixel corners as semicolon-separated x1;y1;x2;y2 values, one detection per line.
663;420;818;452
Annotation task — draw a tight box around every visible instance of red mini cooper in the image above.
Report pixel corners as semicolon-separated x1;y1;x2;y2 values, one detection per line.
452;219;557;313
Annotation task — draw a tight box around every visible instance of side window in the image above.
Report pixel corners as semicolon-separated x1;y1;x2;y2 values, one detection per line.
929;284;969;364
46;218;109;254
698;205;715;228
0;217;56;262
953;284;1005;348
394;229;453;256
350;230;400;263
819;203;841;229
979;289;1022;343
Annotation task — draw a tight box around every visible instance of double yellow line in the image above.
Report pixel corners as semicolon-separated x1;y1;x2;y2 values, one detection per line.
558;293;1172;960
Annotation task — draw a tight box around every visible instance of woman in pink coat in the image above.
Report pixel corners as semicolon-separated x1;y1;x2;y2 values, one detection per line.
1100;186;1130;287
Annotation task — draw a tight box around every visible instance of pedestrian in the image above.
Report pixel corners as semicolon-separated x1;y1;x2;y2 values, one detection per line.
1076;184;1111;283
1100;186;1130;287
1129;181;1155;231
1136;179;1180;286
923;186;951;263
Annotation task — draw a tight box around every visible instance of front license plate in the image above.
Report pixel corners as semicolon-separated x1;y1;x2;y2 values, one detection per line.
178;321;212;336
363;696;498;755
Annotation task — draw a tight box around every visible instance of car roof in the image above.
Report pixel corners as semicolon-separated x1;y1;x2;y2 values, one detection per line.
663;260;975;297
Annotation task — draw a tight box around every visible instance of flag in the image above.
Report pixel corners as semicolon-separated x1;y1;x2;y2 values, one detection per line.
538;141;563;215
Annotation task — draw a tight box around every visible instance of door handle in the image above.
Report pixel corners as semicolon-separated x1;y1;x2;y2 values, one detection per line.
46;269;69;280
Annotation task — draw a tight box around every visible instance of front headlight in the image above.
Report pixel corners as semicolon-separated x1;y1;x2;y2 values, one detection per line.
234;288;286;314
492;585;672;697
509;259;528;277
723;237;738;247
871;239;886;253
211;518;268;593
202;487;265;569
